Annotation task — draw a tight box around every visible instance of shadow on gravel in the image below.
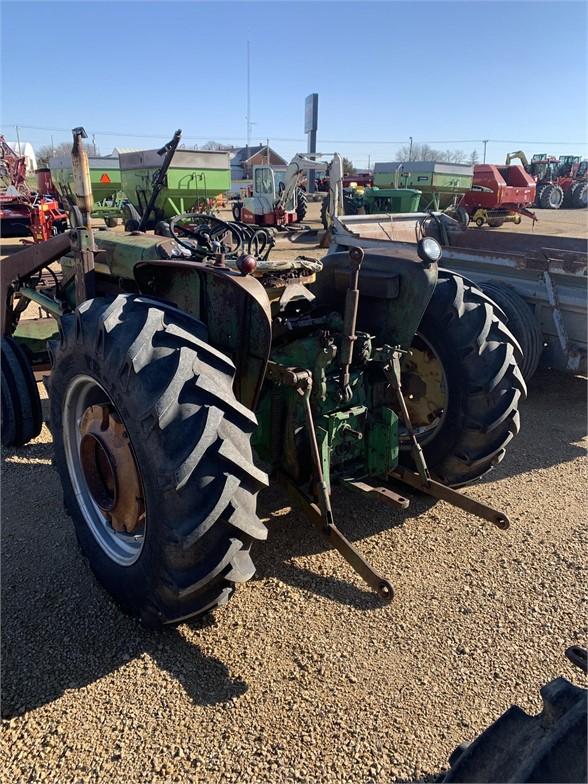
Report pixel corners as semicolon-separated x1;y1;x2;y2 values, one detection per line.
1;442;247;719
476;370;586;486
255;482;436;609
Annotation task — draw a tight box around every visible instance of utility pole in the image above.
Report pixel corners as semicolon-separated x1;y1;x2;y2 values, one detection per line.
92;134;97;155
51;135;55;157
15;125;21;155
367;153;371;171
246;40;251;158
409;136;413;161
482;139;488;163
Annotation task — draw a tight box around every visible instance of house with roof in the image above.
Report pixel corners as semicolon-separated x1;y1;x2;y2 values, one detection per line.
229;144;287;194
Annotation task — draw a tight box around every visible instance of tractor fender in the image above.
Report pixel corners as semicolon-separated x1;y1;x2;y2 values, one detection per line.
134;259;272;411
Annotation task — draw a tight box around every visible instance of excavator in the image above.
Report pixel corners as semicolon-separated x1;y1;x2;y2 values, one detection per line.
233;152;344;228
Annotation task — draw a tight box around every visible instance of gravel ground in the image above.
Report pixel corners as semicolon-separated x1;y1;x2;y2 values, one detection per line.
1;208;587;783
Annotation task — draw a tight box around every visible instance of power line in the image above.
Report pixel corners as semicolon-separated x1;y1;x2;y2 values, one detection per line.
3;124;587;147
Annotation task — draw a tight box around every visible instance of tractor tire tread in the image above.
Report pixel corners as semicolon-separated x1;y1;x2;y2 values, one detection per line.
1;336;43;447
408;270;526;487
49;294;267;627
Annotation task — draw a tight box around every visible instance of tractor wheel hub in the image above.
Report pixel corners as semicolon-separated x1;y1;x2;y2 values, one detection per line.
79;404;144;534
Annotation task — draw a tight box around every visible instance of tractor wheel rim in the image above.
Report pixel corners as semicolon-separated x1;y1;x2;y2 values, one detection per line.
63;375;145;566
399;333;449;446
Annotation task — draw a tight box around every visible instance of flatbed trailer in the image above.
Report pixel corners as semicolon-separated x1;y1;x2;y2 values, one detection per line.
331;213;587;376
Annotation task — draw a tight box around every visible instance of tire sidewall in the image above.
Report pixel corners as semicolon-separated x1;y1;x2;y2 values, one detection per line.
50;347;168;617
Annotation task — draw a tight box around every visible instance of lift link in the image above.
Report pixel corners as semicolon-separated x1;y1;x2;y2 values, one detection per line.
266;360;394;600
382;346;511;530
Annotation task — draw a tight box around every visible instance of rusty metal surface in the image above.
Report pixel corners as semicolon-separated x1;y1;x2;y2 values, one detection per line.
1;231;72;334
79;404;145;534
389;466;510;529
343;478;410;510
283;475;395;600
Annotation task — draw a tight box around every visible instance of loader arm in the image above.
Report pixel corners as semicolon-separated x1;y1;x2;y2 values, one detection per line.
505;150;530;169
276;152;344;226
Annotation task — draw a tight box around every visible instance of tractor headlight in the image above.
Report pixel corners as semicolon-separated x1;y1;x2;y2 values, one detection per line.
417;236;442;266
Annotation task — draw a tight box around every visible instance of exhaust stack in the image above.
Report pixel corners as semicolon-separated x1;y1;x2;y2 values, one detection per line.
71;126;93;226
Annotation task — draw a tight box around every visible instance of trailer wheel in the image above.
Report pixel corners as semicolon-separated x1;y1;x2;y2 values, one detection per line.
399;271;526;487
295;188;308;222
1;336;43;447
232;201;243;221
487;218;505;228
539;184;563;209
48;294;268;627
572;181;587;208
104;216;118;228
478;281;543;381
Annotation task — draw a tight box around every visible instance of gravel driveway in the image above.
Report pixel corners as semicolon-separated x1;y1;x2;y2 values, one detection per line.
1;367;586;783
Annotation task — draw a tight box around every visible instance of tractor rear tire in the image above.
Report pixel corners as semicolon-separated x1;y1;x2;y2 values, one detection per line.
401;271;526;487
1;336;43;447
295;188;308;222
478;281;543;382
539;184;564;209
572;181;587;208
48;294;268;627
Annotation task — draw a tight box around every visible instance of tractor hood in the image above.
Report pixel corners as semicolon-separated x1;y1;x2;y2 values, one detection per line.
312;247;438;349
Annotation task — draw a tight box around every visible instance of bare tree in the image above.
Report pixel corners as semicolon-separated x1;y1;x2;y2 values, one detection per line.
36;141;97;167
342;157;356;175
397;143;441;162
396;144;468;164
469;149;480;165
201;141;235;152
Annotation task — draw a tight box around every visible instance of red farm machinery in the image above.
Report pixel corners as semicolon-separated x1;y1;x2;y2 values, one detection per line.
460;163;537;228
505;151;587;209
0;136;68;241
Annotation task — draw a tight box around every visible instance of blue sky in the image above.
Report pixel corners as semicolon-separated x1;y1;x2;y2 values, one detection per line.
1;1;586;167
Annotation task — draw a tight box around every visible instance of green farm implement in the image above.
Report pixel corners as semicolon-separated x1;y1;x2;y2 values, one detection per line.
1;128;524;626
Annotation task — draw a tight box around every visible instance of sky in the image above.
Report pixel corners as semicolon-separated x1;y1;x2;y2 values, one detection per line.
1;0;587;168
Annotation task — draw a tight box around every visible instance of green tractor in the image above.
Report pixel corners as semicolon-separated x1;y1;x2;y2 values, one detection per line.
1;129;524;626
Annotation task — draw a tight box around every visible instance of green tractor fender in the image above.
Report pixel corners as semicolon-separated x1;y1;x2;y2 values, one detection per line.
134;259;272;411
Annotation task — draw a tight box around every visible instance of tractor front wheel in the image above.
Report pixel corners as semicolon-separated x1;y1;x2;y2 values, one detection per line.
400;271;526;486
49;294;268;626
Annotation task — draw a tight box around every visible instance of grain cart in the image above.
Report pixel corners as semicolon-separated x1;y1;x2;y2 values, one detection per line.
50;143;125;228
1;128;523;627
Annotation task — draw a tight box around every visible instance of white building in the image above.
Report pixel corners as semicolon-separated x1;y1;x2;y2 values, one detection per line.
7;141;37;173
